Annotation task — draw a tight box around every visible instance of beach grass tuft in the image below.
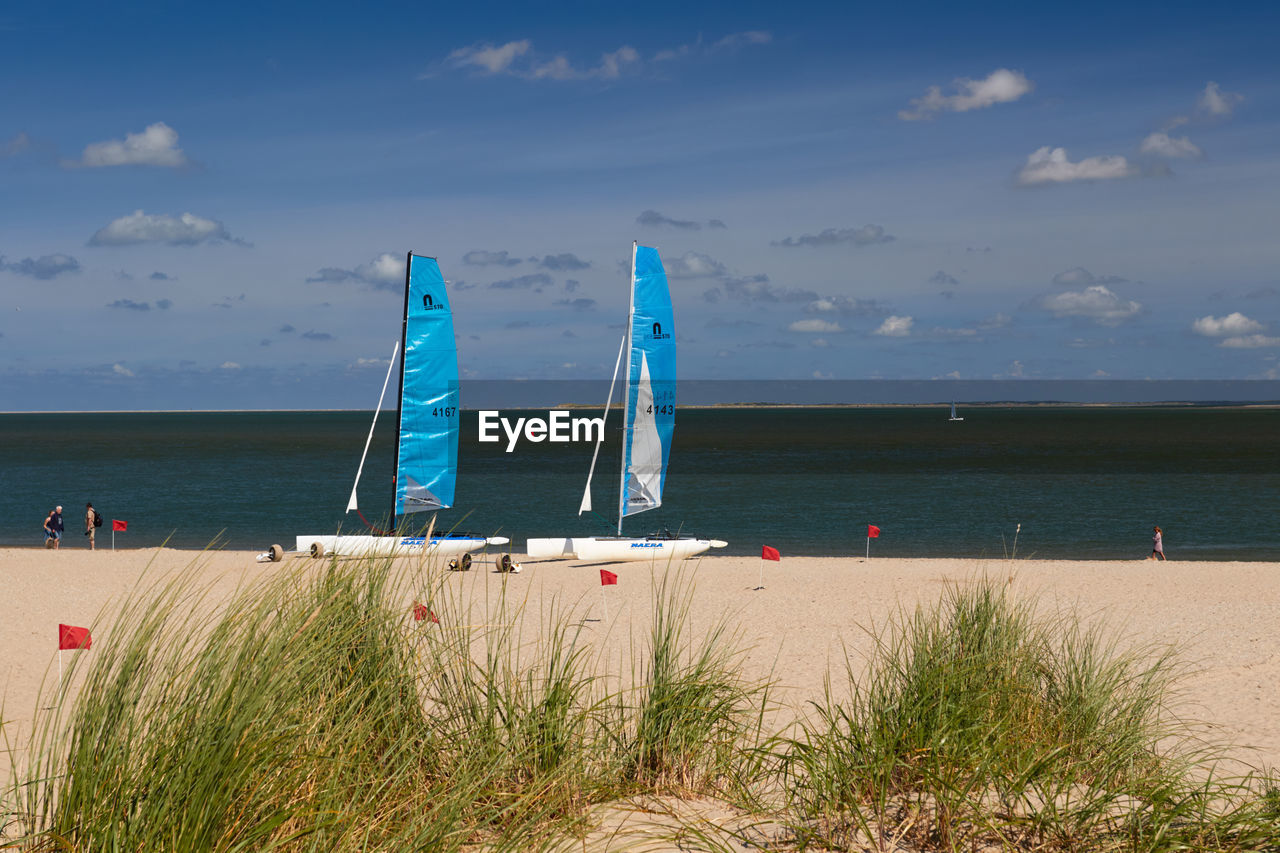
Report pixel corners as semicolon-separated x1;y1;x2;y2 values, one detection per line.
778;577;1280;851
2;549;769;850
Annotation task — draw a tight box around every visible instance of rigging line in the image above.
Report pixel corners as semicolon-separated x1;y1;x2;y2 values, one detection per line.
355;508;394;536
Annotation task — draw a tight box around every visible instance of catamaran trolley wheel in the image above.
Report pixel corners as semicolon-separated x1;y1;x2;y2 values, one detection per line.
268;544;285;563
461;553;472;571
310;541;326;559
498;555;512;572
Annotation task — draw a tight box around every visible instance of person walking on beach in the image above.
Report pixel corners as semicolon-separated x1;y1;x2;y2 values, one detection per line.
44;505;64;550
1148;525;1166;561
85;502;97;550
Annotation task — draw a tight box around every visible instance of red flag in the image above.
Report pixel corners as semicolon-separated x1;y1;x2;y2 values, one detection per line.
599;569;618;586
58;624;92;651
867;525;881;538
761;545;781;561
412;602;439;623
112;519;127;532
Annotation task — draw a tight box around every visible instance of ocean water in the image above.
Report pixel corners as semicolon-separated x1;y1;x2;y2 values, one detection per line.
1;407;1276;560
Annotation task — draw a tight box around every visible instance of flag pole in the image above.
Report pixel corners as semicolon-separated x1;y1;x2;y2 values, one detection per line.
601;586;609;622
866;536;869;559
58;650;62;691
758;558;764;590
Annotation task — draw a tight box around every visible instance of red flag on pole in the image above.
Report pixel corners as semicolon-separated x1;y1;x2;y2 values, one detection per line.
761;545;781;561
867;525;881;538
58;624;92;650
599;569;618;586
112;519;128;532
412;602;439;623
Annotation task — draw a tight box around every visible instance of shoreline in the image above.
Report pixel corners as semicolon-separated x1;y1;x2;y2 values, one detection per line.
3;544;1274;562
5;401;1280;415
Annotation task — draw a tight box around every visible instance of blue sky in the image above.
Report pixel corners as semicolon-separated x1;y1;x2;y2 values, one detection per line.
2;0;1278;409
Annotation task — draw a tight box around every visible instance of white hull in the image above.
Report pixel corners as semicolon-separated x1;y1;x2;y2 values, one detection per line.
294;534;509;558
527;536;727;562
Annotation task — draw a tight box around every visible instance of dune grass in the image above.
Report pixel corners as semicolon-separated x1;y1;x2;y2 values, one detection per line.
779;578;1280;851
4;556;1278;851
2;548;764;851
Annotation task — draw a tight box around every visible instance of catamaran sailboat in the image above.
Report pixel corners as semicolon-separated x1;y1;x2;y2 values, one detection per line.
527;243;726;563
948;402;964;422
294;252;507;562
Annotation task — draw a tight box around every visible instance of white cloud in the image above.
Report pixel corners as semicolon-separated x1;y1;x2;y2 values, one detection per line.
307;252;405;291
80;122;188;168
220;361;241;370
804;296;886;316
529;46;641;80
441;32;770;81
873;315;914;336
665;251;727;279
354;357;392;368
899;68;1033;120
442;39;639;81
1192;312;1265;337
112;363;134;377
89;210;239;246
1140;132;1202;159
1037;286;1141;325
2;132;31;157
446;40;531;74
788;319;842;333
1220;335;1280;349
1017;147;1137;185
1198;81;1243;117
654;30;773;62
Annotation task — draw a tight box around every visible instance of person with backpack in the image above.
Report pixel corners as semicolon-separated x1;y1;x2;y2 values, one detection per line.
86;501;102;550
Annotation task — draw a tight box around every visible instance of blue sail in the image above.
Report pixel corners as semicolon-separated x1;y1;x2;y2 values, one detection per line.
621;245;675;519
396;254;459;517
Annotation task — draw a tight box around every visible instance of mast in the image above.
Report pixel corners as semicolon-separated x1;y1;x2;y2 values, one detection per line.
616;241;638;534
392;251;413;533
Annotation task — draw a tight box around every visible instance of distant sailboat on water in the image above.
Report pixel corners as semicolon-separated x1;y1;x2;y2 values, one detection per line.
949;402;964;422
527;242;726;563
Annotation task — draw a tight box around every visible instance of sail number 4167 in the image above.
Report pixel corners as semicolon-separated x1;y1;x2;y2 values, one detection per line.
432;406;457;417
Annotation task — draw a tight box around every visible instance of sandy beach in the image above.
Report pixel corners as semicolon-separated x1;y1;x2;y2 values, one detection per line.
3;546;1278;774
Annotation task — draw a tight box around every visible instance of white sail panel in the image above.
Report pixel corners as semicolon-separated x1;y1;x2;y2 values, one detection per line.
623;351;663;516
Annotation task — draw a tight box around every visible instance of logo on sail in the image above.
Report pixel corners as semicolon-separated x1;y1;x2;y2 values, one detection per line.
422;292;444;311
650;321;670;340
